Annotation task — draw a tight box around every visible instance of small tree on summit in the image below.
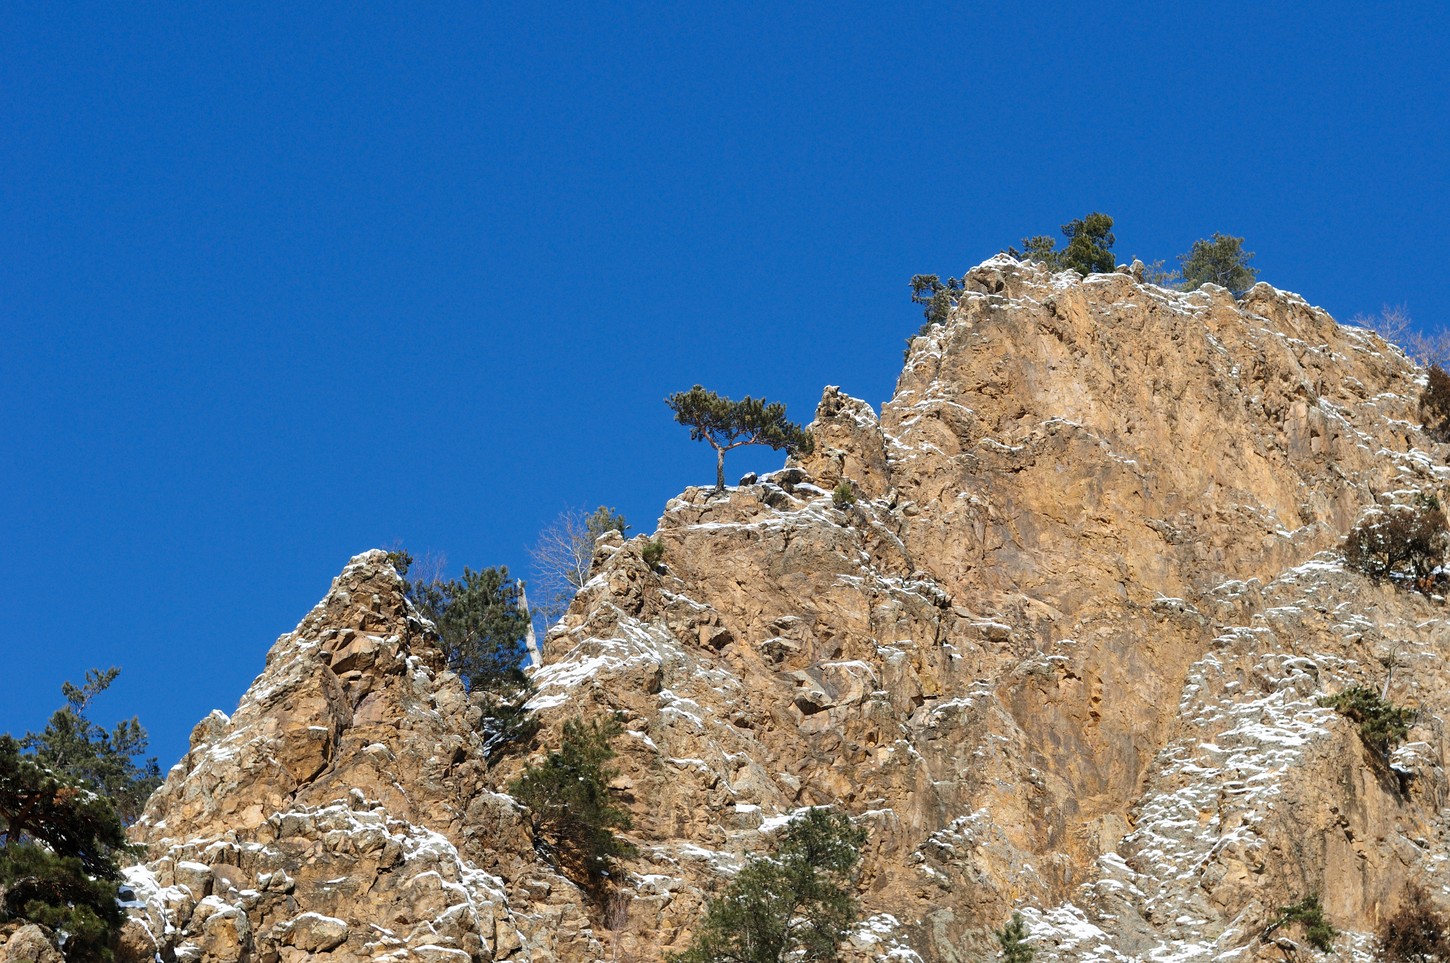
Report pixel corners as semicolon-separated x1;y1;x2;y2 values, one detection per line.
1009;212;1117;276
1180;232;1258;292
666;385;814;492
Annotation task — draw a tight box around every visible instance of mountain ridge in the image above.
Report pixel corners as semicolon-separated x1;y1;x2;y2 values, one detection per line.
34;255;1448;963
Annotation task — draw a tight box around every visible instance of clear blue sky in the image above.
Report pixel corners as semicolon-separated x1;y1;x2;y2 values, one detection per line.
3;3;1446;768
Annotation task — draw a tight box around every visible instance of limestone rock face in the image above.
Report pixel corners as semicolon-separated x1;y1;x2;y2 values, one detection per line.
121;552;597;963
128;257;1450;963
524;258;1450;962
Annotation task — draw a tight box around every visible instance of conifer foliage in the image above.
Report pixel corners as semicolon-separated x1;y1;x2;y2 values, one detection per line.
21;668;161;824
405;565;537;752
1010;212;1117;276
1318;686;1417;762
1179;232;1258;292
669;807;866;963
1264;895;1336;954
510;715;634;897
666;385;814;492
1;670;156;962
908;273;968;329
997;912;1035;963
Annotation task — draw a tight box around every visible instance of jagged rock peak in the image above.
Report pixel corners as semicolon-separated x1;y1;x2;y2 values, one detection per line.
134;549;471;845
116;259;1450;963
119;550;600;963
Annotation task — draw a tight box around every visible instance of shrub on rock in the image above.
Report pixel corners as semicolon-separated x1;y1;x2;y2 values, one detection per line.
1376;885;1450;963
1419;365;1450;443
1343;500;1448;590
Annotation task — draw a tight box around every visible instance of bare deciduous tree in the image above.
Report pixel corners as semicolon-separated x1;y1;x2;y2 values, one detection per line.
1356;305;1450;368
528;506;628;635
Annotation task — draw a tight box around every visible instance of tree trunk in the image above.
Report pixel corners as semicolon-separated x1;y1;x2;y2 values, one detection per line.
715;446;726;492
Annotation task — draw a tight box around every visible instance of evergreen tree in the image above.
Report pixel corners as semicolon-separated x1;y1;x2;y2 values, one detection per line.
666;386;814;492
909;274;968;328
510;715;634;896
1009;213;1116;276
1059;212;1116;275
1318;686;1417;762
1179;233;1258;292
21;668;161;824
997;912;1035;963
1016;235;1062;271
0;735;131;962
406;566;537;752
669;807;866;963
1264;895;1336;954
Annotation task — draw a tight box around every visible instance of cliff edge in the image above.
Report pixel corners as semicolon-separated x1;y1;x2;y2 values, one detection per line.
112;256;1450;963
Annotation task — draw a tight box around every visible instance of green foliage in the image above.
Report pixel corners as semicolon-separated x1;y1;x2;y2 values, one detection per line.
666;385;815;492
1319;686;1417;760
997;912;1035;963
386;548;414;577
1420;365;1450;443
909;273;967;329
510;715;634;896
1266;895;1336;954
1059;213;1116;276
1139;258;1182;288
1010;213;1116;276
0;843;123;962
20;668;161;824
642;538;666;570
1179;232;1258;293
586;506;629;541
406;567;537;751
1016;235;1061;269
1376;885;1450;963
1343;499;1449;589
832;481;856;509
668;807;866;963
1;734;131;962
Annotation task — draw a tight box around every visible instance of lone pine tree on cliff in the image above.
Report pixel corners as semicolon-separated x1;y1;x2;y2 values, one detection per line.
667;385;814;492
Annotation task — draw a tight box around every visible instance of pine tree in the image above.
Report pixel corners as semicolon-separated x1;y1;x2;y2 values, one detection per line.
666;386;814;492
997;912;1035;963
1179;233;1258;292
909;274;968;328
510;715;634;896
21;668;161;824
0;736;131;962
669;807;866;963
1009;213;1116;276
1059;213;1116;275
1264;894;1336;954
406;566;537;751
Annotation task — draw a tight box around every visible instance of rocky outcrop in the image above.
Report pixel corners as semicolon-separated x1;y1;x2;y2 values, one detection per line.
524;258;1450;962
124;256;1450;963
120;553;601;963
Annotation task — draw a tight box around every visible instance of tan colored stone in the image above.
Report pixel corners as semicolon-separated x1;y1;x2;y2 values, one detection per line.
127;258;1450;962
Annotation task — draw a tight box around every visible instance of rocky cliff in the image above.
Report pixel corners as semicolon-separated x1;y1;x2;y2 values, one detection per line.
88;257;1450;963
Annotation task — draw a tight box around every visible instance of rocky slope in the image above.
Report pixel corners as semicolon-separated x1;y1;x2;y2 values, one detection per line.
88;256;1450;963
